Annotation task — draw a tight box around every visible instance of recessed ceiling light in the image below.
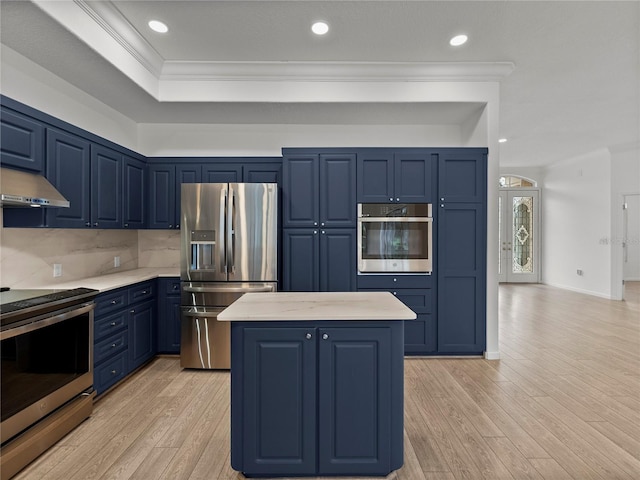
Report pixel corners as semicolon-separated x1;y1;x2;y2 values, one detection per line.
311;22;329;35
498;138;508;143
449;34;468;46
148;20;168;33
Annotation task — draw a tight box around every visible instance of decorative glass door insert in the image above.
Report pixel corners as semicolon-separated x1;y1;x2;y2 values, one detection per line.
499;189;540;283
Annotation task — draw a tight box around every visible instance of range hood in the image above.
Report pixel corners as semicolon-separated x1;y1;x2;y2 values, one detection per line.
0;168;70;208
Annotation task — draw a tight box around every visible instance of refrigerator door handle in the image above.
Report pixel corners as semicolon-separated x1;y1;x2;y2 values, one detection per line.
228;187;236;275
220;186;227;274
182;285;276;294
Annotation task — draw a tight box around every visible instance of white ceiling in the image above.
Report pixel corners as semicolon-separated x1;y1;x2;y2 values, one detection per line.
1;0;638;167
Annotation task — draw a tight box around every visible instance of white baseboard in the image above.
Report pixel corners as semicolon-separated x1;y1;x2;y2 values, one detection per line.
542;282;613;300
484;351;500;360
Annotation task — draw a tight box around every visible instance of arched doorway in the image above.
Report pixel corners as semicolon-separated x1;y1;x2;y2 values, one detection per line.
498;176;541;283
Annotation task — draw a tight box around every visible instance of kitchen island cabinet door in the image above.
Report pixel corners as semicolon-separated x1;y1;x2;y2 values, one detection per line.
46;128;92;228
317;327;393;475
91;145;122;229
239;327;317;476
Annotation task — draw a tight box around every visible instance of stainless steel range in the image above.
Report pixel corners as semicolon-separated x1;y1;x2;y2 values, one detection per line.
0;287;98;479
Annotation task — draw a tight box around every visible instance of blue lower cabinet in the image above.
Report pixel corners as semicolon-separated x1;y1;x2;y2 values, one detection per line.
94;351;128;395
157;278;181;353
231;321;403;477
128;300;156;371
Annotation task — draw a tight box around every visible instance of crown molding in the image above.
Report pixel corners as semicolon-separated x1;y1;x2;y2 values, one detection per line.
160;61;515;83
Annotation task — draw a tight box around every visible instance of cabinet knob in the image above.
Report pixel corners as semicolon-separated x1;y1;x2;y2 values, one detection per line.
110;322;117;326
393;291;397;296
142;290;148;294
130;309;135;314
111;343;117;348
440;197;445;201
124;223;129;227
396;198;400;202
321;222;325;226
305;333;312;340
111;370;117;375
314;222;318;226
389;197;393;202
94;222;98;227
322;333;329;340
85;222;91;227
440;204;444;208
169;224;173;228
393;278;397;282
111;300;118;305
313;230;318;235
321;230;326;234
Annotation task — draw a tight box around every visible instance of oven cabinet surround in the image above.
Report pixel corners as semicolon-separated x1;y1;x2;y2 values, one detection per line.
218;291;413;477
93;281;156;395
357;149;437;204
156;277;182;353
147;158;282;229
282;150;357;292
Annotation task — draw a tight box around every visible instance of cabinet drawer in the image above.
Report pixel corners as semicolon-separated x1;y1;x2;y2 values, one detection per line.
356;274;432;289
94;351;128;394
94;310;127;341
128;281;154;304
94;330;128;364
95;289;128;316
359;288;432;314
163;278;181;295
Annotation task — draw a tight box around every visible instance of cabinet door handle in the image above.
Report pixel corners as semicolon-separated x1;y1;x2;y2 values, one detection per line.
110;322;117;326
305;333;312;340
111;300;118;305
130;309;135;314
124;223;129;227
141;290;148;294
111;370;117;375
322;333;329;340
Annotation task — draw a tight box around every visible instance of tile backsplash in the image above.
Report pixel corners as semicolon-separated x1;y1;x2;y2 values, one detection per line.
0;211;181;288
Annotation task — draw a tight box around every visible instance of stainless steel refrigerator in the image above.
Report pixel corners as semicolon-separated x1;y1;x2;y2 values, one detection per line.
180;182;278;369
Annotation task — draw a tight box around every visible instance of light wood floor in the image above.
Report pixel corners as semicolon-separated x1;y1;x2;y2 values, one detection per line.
14;283;640;480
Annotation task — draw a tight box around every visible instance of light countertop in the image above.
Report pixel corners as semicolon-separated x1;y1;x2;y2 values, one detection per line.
217;291;416;321
37;267;179;293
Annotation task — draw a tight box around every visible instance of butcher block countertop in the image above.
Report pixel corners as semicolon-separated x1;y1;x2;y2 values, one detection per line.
217;291;416;321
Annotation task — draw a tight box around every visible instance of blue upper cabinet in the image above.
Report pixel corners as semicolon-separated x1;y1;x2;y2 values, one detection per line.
438;149;487;204
123;156;146;229
243;162;282;184
91;145;122;229
147;165;176;229
203;163;241;183
357;149;435;203
46;128;92;228
283;152;355;228
0;107;45;173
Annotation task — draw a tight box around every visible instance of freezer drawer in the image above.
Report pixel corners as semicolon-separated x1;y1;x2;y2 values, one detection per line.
181;307;230;369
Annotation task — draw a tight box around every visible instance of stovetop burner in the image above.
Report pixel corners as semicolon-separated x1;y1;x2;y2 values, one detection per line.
0;287;99;329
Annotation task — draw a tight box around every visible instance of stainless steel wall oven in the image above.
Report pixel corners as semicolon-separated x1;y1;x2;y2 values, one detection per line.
0;288;98;479
358;203;433;274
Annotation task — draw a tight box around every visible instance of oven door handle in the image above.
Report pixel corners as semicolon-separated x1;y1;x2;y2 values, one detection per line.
0;302;95;341
358;217;433;222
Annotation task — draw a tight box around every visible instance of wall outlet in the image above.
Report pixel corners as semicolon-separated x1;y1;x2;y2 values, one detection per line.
576;269;583;276
114;256;121;268
53;264;62;277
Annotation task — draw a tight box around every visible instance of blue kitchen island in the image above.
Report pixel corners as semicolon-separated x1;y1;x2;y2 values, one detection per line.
218;291;415;477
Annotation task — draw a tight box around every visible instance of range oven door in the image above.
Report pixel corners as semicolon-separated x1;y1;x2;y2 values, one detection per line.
0;303;94;444
358;204;433;274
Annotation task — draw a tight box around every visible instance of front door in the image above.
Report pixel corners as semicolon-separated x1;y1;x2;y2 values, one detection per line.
499;189;540;283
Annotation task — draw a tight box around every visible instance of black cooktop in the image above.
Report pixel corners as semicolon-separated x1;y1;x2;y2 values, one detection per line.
0;287;99;329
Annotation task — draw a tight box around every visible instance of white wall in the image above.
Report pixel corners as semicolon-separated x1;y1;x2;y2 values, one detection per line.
0;46;138;152
541;149;612;298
